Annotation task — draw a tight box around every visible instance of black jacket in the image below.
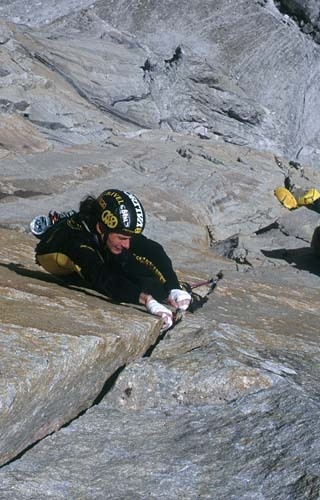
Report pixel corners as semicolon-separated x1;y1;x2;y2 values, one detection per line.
35;214;180;304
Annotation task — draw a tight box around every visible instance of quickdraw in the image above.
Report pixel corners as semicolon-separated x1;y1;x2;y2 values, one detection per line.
178;270;224;316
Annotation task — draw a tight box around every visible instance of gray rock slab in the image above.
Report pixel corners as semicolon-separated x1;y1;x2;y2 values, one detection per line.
0;1;94;28
2;0;320;166
3;128;320;251
0;1;320;496
99;265;320;421
1;386;319;500
91;0;320;166
0;265;319;498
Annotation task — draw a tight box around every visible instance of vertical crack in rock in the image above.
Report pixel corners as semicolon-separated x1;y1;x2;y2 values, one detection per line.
274;0;320;42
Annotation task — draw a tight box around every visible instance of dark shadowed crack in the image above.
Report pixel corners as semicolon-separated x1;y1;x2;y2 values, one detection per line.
112;93;151;105
274;0;320;43
0;190;49;200
28;119;69;130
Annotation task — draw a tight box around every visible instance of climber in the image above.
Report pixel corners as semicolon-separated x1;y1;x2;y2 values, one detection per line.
33;189;191;331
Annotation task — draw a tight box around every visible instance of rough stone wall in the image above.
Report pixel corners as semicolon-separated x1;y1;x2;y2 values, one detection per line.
0;1;320;498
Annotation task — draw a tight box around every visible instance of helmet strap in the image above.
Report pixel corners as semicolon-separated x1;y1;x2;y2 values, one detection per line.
95;222;109;244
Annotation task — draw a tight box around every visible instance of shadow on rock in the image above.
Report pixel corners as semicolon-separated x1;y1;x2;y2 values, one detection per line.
0;262;115;304
261;247;320;276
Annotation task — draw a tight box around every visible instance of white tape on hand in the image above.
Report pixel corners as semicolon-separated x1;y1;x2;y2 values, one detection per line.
168;289;191;311
146;299;173;331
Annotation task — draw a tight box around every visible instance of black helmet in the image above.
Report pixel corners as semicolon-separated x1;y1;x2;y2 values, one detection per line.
96;189;145;235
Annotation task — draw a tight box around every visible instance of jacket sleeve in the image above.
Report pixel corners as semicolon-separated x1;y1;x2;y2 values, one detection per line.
132;235;181;291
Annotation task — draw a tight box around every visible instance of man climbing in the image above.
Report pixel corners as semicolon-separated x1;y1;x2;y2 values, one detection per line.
33;189;191;331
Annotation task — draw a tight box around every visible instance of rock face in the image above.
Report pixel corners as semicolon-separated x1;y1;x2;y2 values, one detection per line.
0;1;320;498
1;0;320;166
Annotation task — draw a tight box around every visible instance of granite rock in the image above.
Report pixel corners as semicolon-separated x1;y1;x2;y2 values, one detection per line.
0;1;320;498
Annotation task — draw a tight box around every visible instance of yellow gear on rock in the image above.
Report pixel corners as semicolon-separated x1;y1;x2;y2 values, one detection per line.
297;188;320;206
274;187;298;210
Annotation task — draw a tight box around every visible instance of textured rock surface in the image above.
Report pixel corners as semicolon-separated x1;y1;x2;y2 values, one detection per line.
0;0;320;498
1;0;320;166
1;268;320;498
